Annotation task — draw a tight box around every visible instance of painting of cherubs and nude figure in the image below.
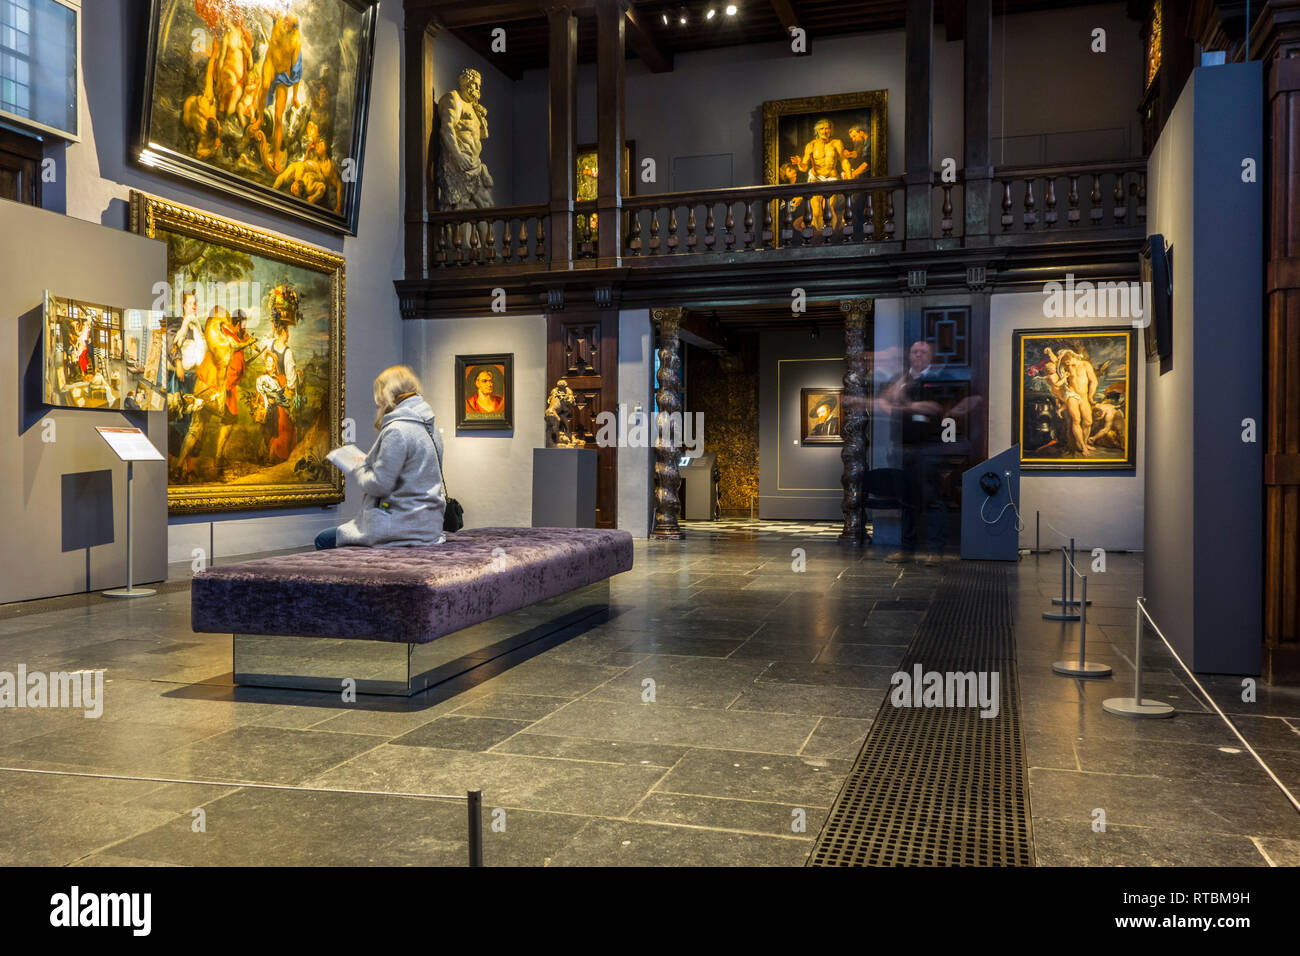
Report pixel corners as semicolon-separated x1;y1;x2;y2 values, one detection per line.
1012;327;1137;471
138;0;378;234
131;192;345;514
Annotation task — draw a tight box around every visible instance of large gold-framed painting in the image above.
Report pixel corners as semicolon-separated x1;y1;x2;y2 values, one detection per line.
1012;327;1137;471
762;90;888;236
136;0;379;235
130;190;346;513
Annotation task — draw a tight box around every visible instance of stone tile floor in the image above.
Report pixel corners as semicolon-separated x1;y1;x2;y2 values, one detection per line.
0;528;1297;866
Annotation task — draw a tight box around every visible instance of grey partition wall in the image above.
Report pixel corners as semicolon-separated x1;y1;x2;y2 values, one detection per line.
0;199;168;603
1144;64;1263;675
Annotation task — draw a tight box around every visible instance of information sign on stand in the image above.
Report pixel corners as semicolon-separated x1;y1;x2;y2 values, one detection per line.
95;427;163;599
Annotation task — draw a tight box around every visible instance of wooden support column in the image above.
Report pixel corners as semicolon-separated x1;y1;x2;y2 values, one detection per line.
403;8;438;280
904;0;934;249
1255;1;1300;682
596;0;626;264
963;0;992;246
548;3;578;272
839;298;871;546
652;307;685;539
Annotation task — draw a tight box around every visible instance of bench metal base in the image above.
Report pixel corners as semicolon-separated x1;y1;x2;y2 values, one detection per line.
233;581;611;697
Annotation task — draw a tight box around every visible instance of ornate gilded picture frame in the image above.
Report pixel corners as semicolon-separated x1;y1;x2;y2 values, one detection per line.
136;0;378;235
130;190;346;513
1012;326;1137;471
762;90;889;238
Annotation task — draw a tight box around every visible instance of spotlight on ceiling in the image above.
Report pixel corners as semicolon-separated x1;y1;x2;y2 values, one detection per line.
662;13;669;25
678;5;689;24
706;8;716;19
725;3;738;15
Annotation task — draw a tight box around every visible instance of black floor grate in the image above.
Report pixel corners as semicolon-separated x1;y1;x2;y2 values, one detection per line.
809;563;1033;866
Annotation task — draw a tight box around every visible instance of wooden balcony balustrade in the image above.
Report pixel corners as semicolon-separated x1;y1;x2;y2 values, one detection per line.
421;159;1146;272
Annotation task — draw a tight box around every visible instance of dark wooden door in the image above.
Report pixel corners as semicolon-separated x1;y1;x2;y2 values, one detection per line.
0;127;43;206
547;312;619;528
903;300;990;540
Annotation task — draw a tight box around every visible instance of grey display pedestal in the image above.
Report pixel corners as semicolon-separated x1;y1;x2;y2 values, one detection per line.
532;448;597;528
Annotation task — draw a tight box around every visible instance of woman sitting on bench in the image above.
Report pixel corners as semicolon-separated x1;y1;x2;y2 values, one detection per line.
315;365;448;549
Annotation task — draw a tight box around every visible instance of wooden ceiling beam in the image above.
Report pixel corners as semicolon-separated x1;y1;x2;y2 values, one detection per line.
770;0;808;54
624;4;673;72
417;0;595;30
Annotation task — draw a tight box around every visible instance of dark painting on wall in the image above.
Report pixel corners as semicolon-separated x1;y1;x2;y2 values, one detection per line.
1012;327;1137;471
137;0;378;234
800;387;843;445
455;354;513;431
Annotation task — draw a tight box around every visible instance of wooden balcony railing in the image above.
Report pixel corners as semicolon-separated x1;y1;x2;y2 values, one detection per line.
993;160;1146;234
422;160;1145;270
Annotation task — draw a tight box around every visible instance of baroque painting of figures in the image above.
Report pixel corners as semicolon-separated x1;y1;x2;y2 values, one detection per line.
139;0;377;234
762;90;888;237
42;295;168;412
1013;328;1137;471
131;192;345;513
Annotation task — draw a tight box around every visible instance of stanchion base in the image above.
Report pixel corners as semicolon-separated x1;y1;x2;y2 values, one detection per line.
1102;697;1175;719
103;587;157;599
1051;598;1093;607
1042;611;1081;621
1052;660;1112;678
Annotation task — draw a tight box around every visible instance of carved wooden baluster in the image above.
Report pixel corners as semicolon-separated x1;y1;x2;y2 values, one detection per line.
1068;175;1081;226
761;199;773;249
469;221;482;263
941;185;953;238
1113;175;1127;224
842;192;855;242
1044;179;1058;228
485;219;498;263
685;206;698;252
649;208;661;254
517;218;529;261
863;192;875;242
434;222;448;266
884;191;896;240
1001;179;1014;231
703;203;716;251
667;207;679;253
629;208;643;255
781;197;793;246
452;221;465;265
1023;178;1037;230
725;201;737;251
1136;172;1147;224
535;216;546;262
819;190;833;242
502;219;514;263
1090;172;1103;225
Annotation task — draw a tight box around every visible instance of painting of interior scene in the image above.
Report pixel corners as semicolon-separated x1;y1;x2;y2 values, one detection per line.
764;90;888;237
43;293;167;411
1013;327;1136;470
140;0;374;230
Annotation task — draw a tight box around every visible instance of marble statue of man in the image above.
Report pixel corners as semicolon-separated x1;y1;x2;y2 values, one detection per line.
435;68;494;210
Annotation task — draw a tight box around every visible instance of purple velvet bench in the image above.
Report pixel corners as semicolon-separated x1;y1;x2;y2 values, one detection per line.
191;527;634;696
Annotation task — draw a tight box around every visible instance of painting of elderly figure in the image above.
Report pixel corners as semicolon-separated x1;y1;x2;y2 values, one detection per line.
763;90;888;241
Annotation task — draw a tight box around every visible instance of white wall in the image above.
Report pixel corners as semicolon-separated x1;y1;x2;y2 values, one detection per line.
403;315;548;529
989;292;1145;551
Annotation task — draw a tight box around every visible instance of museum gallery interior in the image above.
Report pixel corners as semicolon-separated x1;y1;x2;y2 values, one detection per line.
0;0;1298;876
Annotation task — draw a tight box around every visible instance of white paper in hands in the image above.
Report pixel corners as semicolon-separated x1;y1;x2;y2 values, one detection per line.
325;444;367;475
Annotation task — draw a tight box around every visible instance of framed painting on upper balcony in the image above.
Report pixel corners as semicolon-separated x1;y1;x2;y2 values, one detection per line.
762;90;888;238
136;0;378;235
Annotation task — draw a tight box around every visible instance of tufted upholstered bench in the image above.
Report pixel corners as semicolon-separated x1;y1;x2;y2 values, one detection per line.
191;527;634;696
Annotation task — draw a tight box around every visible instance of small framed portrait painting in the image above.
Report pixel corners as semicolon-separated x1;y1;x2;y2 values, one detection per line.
801;387;843;445
455;354;513;431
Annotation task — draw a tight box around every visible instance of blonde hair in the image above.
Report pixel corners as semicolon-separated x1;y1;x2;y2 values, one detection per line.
372;364;422;429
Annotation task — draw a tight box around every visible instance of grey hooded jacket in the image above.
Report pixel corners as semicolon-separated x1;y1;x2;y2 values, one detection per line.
336;395;448;547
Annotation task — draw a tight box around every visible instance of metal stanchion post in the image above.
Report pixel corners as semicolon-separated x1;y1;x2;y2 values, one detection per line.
467;789;484;867
1052;536;1091;608
1053;575;1112;678
1104;599;1175;718
1044;547;1081;621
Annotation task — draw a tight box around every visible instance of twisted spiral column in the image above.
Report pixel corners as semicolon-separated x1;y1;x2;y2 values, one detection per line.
839;298;872;546
652;307;685;539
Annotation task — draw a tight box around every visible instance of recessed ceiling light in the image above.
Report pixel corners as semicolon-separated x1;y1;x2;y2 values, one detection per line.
726;3;738;14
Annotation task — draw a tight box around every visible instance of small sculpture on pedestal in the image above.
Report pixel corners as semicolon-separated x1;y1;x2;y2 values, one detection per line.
545;378;581;448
